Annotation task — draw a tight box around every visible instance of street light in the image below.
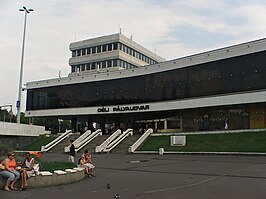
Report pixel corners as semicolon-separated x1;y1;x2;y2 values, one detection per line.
17;6;33;124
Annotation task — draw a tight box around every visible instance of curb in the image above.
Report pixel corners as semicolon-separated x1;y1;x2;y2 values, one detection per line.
0;168;85;189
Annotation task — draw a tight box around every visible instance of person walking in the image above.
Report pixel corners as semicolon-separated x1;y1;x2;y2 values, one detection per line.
68;140;75;163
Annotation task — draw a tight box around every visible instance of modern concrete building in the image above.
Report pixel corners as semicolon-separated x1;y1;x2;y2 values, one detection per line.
68;33;164;76
25;34;266;133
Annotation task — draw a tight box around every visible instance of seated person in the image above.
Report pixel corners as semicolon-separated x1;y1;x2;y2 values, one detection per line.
78;150;95;177
19;152;40;189
0;152;21;191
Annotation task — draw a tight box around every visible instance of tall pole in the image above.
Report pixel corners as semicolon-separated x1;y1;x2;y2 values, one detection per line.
17;6;33;124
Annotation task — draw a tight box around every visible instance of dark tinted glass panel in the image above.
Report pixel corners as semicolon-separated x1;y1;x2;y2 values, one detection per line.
71;66;75;73
108;44;112;51
91;63;95;69
87;47;91;54
82;49;86;56
92;47;96;54
97;46;101;53
113;59;118;67
72;51;76;57
113;43;118;50
102;45;107;52
26;51;266;110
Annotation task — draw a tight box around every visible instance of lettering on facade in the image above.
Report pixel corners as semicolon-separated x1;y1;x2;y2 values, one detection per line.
97;105;149;113
97;107;110;112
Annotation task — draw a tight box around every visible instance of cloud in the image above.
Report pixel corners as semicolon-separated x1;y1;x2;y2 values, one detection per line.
0;0;266;112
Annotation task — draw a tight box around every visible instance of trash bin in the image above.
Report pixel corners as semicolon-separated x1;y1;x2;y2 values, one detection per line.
159;148;164;155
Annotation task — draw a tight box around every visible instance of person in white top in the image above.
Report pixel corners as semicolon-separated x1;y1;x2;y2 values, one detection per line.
20;152;40;189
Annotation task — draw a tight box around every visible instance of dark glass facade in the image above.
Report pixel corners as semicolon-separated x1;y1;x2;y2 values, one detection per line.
26;51;266;111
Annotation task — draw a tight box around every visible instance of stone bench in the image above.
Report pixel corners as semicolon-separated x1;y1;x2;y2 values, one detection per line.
0;168;85;189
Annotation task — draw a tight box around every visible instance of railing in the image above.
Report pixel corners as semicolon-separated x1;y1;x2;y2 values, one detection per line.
64;130;91;152
102;129;133;152
95;129;121;153
75;129;102;152
41;130;72;152
128;128;153;153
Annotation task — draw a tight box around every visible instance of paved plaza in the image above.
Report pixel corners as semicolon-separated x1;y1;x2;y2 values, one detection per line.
1;153;266;199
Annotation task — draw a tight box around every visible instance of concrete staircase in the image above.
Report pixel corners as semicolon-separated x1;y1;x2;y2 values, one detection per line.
111;135;142;154
49;133;80;153
77;135;109;155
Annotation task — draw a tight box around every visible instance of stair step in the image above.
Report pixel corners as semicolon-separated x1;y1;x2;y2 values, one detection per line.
77;135;109;155
111;135;142;154
49;134;80;153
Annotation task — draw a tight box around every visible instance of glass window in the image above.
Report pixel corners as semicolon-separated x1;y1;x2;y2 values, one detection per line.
102;45;106;52
82;49;86;56
157;121;164;129
77;50;81;56
113;59;118;67
81;64;85;71
102;61;106;68
86;63;90;70
97;46;101;53
96;62;100;70
136;52;139;58
113;43;118;50
119;43;123;51
92;47;96;54
108;44;112;51
72;51;76;57
91;62;96;70
107;60;112;67
120;60;124;67
71;66;75;72
87;47;91;54
167;120;180;129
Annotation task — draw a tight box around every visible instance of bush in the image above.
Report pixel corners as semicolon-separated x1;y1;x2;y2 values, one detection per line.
0;144;9;157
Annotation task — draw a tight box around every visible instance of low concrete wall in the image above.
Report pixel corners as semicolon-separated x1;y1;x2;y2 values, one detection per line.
0;135;38;150
0;168;85;189
0;122;47;137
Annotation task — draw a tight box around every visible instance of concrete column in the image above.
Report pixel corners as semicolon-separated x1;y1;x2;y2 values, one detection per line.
71;117;77;133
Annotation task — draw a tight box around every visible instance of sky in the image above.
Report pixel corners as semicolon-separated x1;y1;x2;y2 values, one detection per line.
0;0;266;113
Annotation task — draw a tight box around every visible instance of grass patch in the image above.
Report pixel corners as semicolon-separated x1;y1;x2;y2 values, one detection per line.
138;131;266;152
23;135;58;151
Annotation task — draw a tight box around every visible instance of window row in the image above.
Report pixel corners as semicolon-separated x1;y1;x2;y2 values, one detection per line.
118;43;157;65
71;42;158;65
71;59;137;73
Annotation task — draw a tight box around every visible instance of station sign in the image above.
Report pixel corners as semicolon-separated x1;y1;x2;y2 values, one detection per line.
97;105;150;113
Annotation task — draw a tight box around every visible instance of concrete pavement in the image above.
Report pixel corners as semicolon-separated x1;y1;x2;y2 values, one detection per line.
1;153;266;198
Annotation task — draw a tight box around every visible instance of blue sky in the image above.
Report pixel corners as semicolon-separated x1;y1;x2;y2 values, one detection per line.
0;0;266;112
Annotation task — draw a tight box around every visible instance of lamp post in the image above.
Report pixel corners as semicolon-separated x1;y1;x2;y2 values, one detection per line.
17;6;33;124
